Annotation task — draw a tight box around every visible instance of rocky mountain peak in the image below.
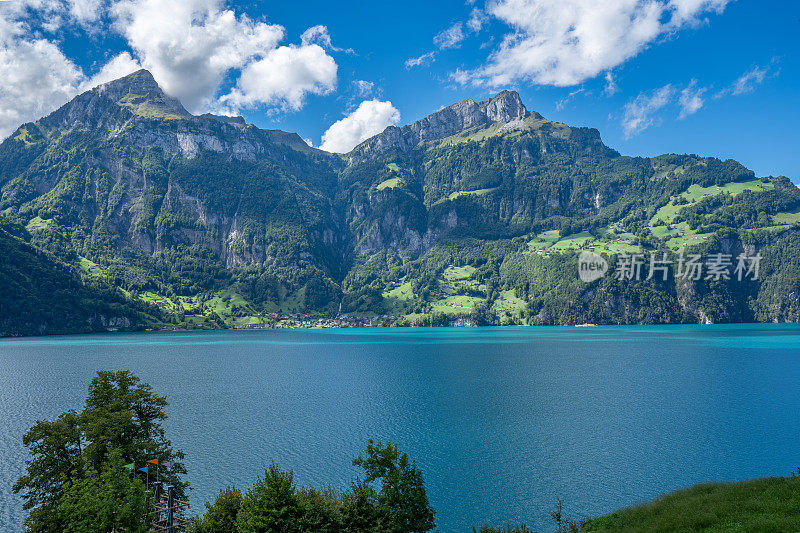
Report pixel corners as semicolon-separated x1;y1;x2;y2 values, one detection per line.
478;90;527;123
95;69;160;99
93;69;189;117
406;91;530;145
349;90;533;159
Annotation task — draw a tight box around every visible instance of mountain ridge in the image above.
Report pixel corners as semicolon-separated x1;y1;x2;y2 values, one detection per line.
1;70;799;335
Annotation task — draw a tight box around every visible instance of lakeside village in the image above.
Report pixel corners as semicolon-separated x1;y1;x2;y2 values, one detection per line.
141;311;481;331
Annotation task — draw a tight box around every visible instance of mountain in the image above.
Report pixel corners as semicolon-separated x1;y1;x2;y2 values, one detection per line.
0;220;153;335
1;70;799;335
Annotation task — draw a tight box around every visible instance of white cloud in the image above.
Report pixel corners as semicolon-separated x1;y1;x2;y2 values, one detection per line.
434;22;465;50
110;0;287;112
712;62;778;100
0;13;83;138
678;80;705;119
618;63;776;137
459;0;731;87
300;24;351;53
604;72;619;96
353;80;375;97
320;99;400;153
109;1;340;114
222;43;337;112
82;51;141;89
67;0;104;23
731;66;769;95
301;25;333;48
0;1;343;139
622;84;674;138
467;8;488;32
555;88;583;111
4;0;104;28
405;51;436;69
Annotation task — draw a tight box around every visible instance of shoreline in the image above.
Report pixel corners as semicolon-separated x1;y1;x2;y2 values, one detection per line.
2;320;799;341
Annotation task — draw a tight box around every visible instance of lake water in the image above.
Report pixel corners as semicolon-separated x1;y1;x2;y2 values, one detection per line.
1;325;800;531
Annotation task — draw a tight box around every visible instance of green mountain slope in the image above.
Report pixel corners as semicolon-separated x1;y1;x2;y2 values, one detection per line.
0;221;152;336
1;70;798;334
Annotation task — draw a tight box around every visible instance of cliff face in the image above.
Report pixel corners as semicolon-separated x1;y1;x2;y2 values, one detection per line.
0;70;345;277
347;90;536;164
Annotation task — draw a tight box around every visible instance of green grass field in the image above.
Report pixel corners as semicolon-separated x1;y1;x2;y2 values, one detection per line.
376;177;403;190
526;228;642;255
77;256;105;276
772;210;800;226
25;216;52;232
650;179;773;227
383;281;416;314
448;187;498;200
643;179;778;250
443;265;476;281
583;476;800;532
430;295;483;315
526;230;561;251
492;290;527;324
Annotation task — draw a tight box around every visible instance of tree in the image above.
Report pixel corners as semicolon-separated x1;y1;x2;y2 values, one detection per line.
340;479;381;533
14;370;187;533
297;486;343;532
353;440;435;533
188;486;244;533
12;411;82;532
79;370;187;497
57;449;147;533
189;441;435;533
236;463;303;532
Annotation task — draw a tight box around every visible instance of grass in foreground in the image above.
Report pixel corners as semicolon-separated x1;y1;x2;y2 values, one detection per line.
583;475;800;532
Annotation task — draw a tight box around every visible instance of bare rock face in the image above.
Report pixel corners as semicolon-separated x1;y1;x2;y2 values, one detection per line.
408;98;487;144
348;90;531;162
479;90;528;123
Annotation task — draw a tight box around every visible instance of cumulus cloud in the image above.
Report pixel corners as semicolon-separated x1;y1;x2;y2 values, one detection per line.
222;43;337;112
6;0;104;29
110;0;286;111
67;0;104;23
320;99;400;153
82;52;141;89
678;80;706;119
622;85;674;138
109;0;340;113
0;10;83;138
459;0;731;87
0;1;344;139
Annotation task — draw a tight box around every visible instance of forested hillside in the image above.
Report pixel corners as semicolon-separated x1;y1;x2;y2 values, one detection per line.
1;70;798;335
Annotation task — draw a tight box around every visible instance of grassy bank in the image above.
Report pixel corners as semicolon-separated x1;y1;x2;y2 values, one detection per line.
583;475;800;532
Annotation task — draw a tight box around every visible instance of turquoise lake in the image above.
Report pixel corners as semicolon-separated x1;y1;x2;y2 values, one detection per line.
1;324;800;531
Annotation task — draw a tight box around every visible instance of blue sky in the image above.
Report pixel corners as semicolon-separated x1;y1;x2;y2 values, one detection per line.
1;0;797;180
